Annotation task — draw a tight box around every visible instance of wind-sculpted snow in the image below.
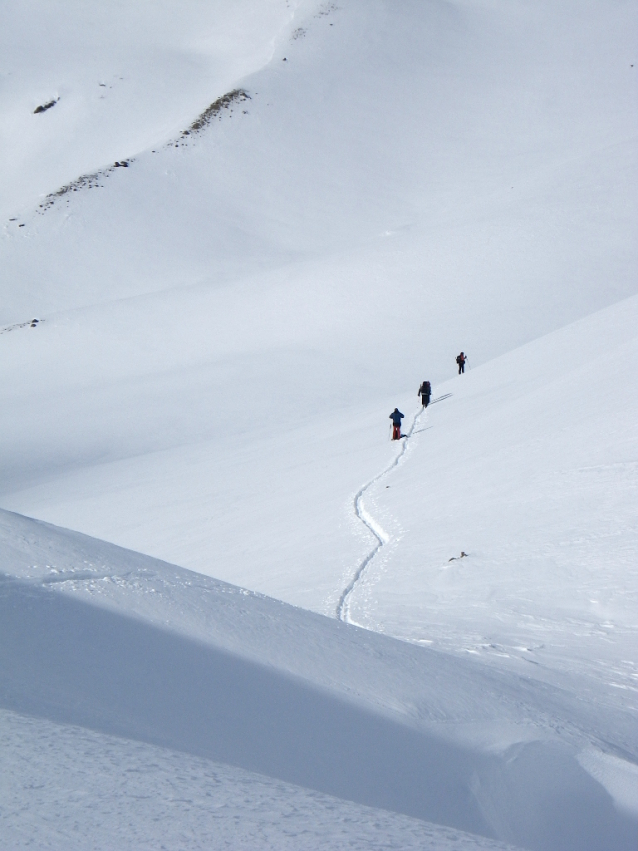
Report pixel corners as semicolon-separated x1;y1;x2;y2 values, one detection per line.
0;509;636;850
1;710;521;851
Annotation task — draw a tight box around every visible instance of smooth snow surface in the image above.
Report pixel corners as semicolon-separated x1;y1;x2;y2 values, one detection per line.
0;0;637;847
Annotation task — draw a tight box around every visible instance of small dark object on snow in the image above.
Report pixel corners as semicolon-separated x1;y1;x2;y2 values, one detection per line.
34;99;58;114
456;352;467;374
448;551;468;562
30;319;39;327
113;161;129;168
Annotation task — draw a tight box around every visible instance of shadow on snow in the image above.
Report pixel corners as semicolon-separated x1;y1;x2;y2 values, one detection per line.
0;573;633;851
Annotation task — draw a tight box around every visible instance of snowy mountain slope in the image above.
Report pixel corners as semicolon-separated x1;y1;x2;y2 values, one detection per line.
3;301;635;851
1;1;637;846
2;711;522;851
343;293;638;704
0;0;298;220
1;508;635;850
0;0;636;614
2;0;636;328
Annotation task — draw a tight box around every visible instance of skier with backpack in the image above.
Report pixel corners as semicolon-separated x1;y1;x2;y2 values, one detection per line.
389;408;404;440
456;352;467;374
418;380;431;407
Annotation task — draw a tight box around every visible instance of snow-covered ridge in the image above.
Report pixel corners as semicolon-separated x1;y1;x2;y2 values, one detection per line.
35;88;251;216
1;507;636;849
0;0;302;220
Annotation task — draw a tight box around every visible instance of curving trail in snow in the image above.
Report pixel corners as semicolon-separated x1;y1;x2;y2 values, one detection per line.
337;393;453;623
336;405;426;624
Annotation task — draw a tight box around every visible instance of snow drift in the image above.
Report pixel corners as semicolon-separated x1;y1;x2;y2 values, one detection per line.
1;509;636;850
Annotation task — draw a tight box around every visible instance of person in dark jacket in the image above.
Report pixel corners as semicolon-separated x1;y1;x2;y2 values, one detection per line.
389;408;404;440
456;352;467;374
418;380;431;407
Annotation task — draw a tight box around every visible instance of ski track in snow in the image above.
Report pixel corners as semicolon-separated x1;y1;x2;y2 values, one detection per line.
336;399;448;624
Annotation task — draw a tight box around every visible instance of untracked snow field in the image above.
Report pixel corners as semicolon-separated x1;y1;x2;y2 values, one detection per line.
0;0;637;848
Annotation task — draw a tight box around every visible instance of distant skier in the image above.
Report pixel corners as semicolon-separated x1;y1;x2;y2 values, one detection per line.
389;408;404;440
418;380;431;407
456;352;467;374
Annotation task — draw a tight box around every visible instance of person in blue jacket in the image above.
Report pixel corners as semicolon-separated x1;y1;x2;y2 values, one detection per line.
389;408;404;440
